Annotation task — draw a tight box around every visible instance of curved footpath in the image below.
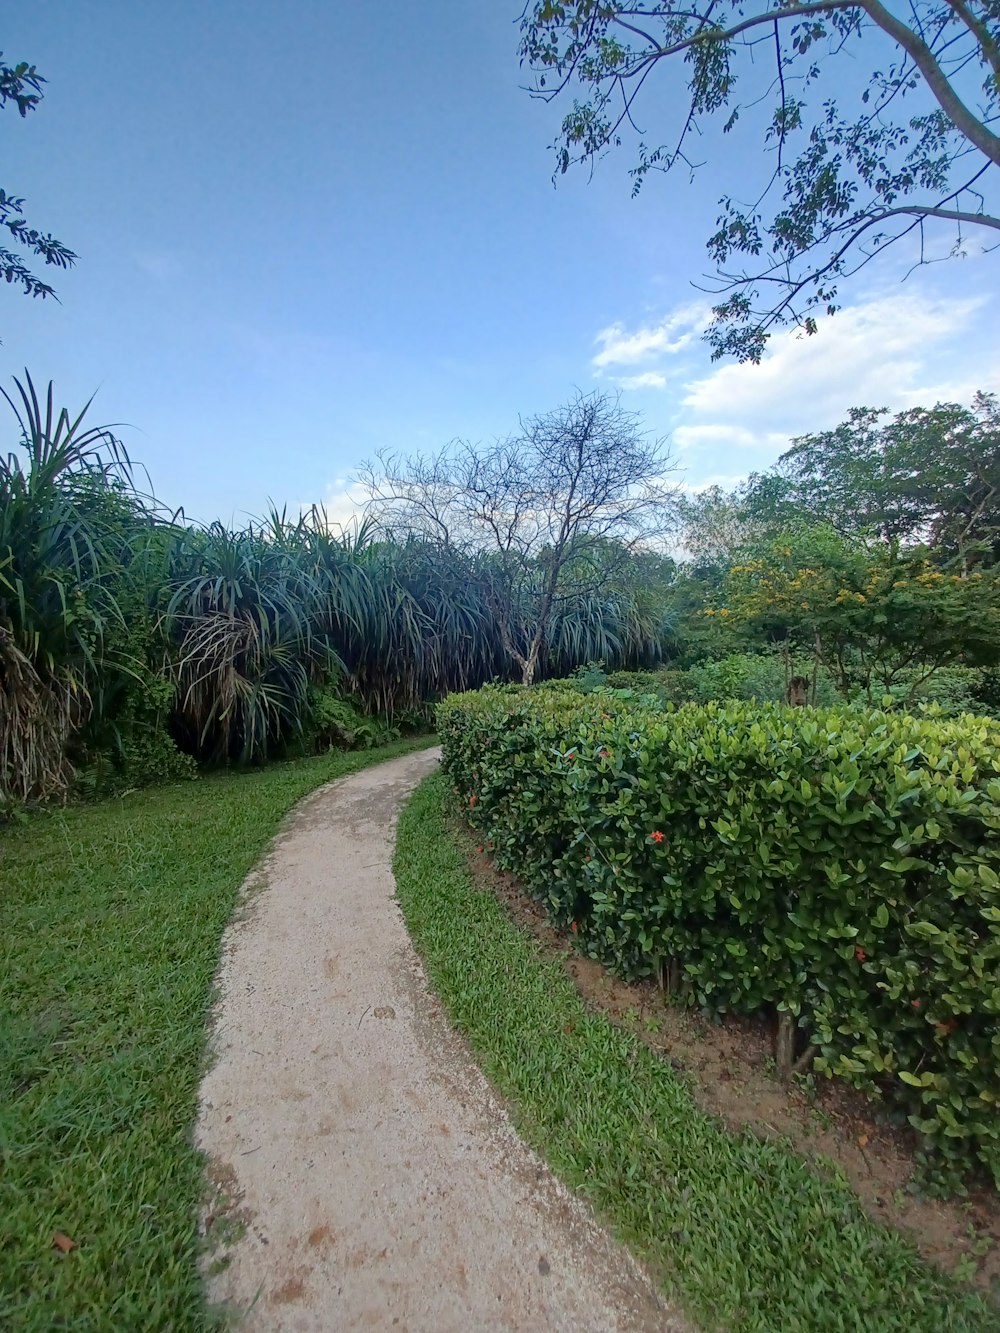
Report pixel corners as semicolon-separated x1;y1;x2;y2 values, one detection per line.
197;747;686;1331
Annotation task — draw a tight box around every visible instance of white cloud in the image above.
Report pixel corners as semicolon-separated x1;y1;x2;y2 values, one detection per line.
676;293;999;482
593;289;1000;491
672;423;759;450
615;371;668;390
302;478;369;533
682;293;992;425
592;302;707;368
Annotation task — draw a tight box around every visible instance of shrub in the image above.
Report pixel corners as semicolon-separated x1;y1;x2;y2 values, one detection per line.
568;655;841;707
560;664;691;703
438;686;1000;1188
303;682;400;751
77;670;198;796
684;652;839;706
882;665;988;717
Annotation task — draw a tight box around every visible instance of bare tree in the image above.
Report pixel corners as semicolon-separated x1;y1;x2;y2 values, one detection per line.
362;391;679;685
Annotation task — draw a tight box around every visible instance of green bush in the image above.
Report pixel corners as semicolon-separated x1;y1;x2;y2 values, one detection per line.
77;667;197;797
81;722;197;796
566;654;841;707
559;664;691;703
684;652;840;707
303;682;400;751
881;665;989;717
438;686;1000;1188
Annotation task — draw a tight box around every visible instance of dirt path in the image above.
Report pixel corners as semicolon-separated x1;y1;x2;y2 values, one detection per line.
197;748;684;1331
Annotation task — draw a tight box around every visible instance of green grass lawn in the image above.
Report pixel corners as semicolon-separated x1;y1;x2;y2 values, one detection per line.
394;772;998;1333
0;739;434;1331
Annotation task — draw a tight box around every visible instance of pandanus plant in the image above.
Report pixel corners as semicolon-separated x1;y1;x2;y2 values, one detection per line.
1;374;676;798
162;518;336;764
0;373;130;804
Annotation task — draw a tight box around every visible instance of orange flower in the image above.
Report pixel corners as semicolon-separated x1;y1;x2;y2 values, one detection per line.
651;830;665;844
855;947;867;962
570;921;578;933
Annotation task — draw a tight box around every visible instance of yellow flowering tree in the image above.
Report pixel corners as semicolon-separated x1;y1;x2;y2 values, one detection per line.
722;526;1000;701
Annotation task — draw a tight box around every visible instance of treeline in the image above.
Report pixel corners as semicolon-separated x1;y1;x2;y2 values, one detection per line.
666;392;1000;703
0;378;668;809
3;375;998;811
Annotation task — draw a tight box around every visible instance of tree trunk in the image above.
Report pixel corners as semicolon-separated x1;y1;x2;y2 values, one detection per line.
786;676;808;706
521;621;546;686
660;957;681;995
776;1012;796;1081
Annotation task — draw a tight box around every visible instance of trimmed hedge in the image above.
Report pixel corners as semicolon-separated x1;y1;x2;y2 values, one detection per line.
438;685;1000;1188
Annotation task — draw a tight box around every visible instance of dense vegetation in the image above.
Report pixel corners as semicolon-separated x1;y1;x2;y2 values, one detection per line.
0;376;669;811
439;685;1000;1190
2;375;998;814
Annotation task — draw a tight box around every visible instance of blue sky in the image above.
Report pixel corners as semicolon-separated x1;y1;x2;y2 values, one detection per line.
4;1;998;525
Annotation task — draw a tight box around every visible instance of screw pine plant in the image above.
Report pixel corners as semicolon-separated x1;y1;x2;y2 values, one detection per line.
0;374;130;805
0;377;673;805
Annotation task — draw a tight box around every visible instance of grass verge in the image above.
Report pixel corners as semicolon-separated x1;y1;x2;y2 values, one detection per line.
0;738;435;1331
393;772;997;1333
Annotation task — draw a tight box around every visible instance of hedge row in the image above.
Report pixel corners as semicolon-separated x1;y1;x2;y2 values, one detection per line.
437;686;1000;1188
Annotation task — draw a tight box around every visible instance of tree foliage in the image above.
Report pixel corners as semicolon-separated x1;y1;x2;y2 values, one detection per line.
769;392;1000;564
1;52;76;305
721;524;1000;698
519;2;1000;360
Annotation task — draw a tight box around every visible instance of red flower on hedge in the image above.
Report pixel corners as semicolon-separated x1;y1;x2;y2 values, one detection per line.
599;748;610;758
651;830;665;844
469;795;477;807
855;947;867;962
911;999;921;1009
571;921;578;933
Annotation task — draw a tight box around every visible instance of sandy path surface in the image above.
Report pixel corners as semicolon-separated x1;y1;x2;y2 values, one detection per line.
197;748;685;1332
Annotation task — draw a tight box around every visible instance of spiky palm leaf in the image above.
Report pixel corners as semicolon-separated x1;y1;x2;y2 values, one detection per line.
0;373;130;801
